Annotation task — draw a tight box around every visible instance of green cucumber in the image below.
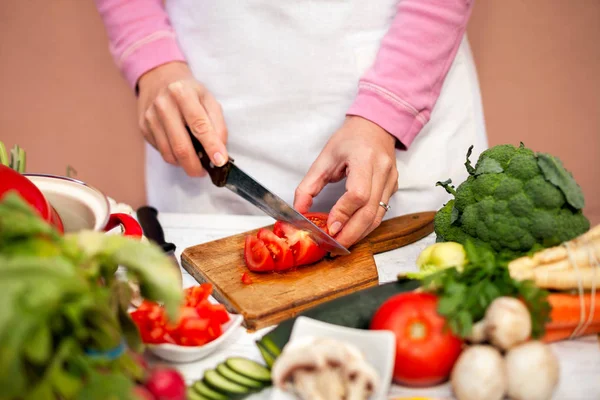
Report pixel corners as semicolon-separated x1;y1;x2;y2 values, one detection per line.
192;380;228;400
216;363;264;389
256;278;419;365
203;370;250;396
256;340;276;369
225;357;271;383
187;387;210;400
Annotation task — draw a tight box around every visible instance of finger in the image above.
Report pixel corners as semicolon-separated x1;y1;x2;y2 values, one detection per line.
293;156;333;214
144;106;178;166
357;168;399;242
139;108;157;149
325;160;373;237
202;92;228;144
333;156;395;247
170;81;229;167
153;92;205;176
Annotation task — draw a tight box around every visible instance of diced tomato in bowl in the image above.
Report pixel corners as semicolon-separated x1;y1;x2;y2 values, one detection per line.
244;212;331;273
130;283;243;363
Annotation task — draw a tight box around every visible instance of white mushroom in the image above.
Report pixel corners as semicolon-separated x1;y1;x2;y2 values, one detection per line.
271;337;380;400
505;341;559;400
484;296;532;350
450;345;507;400
465;319;488;344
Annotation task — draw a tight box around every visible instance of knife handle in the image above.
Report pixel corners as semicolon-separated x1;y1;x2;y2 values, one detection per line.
186;126;233;187
136;206;176;253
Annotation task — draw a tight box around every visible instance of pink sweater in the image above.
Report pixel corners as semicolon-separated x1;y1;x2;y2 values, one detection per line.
94;0;473;149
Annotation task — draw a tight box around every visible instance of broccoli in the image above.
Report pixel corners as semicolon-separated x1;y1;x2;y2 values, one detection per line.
434;143;590;261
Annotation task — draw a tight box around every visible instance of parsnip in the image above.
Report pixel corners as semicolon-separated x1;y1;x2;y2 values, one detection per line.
532;267;599;290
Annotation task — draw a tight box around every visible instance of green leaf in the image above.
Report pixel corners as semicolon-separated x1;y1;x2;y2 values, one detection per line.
536;153;585;209
71;231;183;320
474;157;504;176
23;324;52;365
456;310;473;337
0;141;8;166
437;294;463;316
450;205;459;225
464;145;476;175
436;179;457;196
75;370;135;400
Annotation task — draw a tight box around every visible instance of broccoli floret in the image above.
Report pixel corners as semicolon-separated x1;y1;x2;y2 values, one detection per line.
434;143;590;260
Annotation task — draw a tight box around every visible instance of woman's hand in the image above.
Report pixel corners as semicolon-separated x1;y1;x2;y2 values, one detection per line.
294;116;399;248
137;61;228;176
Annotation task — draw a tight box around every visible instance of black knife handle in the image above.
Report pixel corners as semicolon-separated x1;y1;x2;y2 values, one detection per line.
186;126;233;187
136;206;176;253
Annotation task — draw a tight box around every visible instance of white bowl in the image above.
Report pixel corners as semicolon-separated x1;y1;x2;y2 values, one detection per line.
147;313;244;363
269;316;396;400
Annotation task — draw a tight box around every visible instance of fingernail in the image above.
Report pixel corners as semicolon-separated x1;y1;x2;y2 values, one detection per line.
214;152;226;167
169;80;184;93
329;221;342;236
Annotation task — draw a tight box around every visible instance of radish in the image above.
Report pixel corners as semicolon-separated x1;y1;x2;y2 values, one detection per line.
145;368;186;400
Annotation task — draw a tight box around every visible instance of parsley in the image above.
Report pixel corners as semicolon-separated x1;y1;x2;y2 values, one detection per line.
422;240;551;338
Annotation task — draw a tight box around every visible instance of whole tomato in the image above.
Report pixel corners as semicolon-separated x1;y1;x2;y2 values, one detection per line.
369;292;463;387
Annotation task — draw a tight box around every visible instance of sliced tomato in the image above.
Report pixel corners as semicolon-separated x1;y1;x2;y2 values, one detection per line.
273;221;327;266
184;283;213;307
244;236;275;272
257;228;295;271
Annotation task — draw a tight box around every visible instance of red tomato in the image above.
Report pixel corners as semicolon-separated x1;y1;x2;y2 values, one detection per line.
369;292;463;387
244;236;275;272
241;272;253;285
257;228;295;270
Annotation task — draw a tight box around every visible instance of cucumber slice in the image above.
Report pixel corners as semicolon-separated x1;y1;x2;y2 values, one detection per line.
193;380;228;400
216;363;264;389
256;341;275;369
186;387;210;400
225;357;271;383
204;370;250;396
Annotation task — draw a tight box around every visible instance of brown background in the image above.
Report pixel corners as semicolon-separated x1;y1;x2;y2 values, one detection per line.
1;1;598;224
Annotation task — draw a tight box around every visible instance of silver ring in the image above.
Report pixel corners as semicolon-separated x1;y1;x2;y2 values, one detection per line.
379;201;391;212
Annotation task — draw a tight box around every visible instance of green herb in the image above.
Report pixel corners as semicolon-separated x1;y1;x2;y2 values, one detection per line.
0;193;183;399
422;240;551;339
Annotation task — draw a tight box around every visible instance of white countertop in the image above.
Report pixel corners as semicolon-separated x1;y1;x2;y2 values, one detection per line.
152;212;600;400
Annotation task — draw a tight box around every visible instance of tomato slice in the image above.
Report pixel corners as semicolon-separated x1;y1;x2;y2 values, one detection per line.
244;236;275;272
257;228;295;271
273;221;327;266
241;272;253;285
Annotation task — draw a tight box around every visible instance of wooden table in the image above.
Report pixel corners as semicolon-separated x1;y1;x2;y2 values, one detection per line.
147;212;600;400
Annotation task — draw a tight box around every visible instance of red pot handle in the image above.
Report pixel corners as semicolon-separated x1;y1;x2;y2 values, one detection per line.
105;213;143;239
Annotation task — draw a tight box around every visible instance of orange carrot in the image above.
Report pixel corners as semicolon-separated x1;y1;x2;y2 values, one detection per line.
546;292;600;329
542;323;600;343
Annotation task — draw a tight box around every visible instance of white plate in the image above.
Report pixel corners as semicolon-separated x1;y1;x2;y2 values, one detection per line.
269;316;396;400
147;313;244;363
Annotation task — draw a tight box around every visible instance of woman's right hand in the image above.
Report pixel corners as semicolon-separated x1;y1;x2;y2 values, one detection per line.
137;61;228;177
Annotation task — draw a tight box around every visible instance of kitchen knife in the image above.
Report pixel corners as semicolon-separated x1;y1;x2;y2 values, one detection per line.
136;206;183;286
186;127;350;255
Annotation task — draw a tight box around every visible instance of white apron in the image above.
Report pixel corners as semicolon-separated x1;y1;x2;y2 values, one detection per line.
147;0;488;219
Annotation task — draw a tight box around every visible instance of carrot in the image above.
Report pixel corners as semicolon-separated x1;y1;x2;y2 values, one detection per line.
546;292;600;329
542;323;600;343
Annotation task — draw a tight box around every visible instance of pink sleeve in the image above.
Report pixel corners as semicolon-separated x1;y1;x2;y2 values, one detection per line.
93;0;187;90
346;0;474;149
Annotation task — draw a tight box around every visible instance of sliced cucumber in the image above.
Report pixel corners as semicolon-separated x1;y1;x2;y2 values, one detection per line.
187;387;210;400
204;370;250;396
193;380;228;400
256;341;276;369
216;363;264;389
225;357;271;383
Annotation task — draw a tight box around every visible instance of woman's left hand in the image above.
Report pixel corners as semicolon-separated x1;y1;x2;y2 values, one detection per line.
294;116;399;249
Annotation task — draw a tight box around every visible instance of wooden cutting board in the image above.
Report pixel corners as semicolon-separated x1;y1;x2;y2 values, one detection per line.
181;211;435;330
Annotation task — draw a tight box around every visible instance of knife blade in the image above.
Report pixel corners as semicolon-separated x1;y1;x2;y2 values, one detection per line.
136;206;183;286
186;127;350;255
